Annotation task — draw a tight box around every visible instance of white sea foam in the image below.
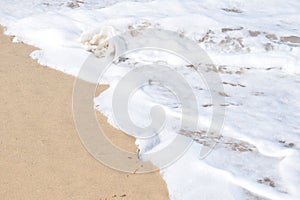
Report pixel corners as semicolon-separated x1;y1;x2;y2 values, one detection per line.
1;1;300;199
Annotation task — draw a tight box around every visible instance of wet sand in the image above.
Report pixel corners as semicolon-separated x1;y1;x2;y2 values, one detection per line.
0;26;169;199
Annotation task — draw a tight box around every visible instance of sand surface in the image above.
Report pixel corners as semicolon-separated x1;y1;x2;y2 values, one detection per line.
0;26;169;199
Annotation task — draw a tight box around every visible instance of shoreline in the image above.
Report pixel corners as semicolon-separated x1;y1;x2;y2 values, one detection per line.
0;26;169;199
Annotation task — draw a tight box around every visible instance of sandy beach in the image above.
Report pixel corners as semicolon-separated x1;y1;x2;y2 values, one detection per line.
1;0;300;198
0;26;169;199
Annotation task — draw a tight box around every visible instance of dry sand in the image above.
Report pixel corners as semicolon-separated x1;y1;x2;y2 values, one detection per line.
0;26;169;199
